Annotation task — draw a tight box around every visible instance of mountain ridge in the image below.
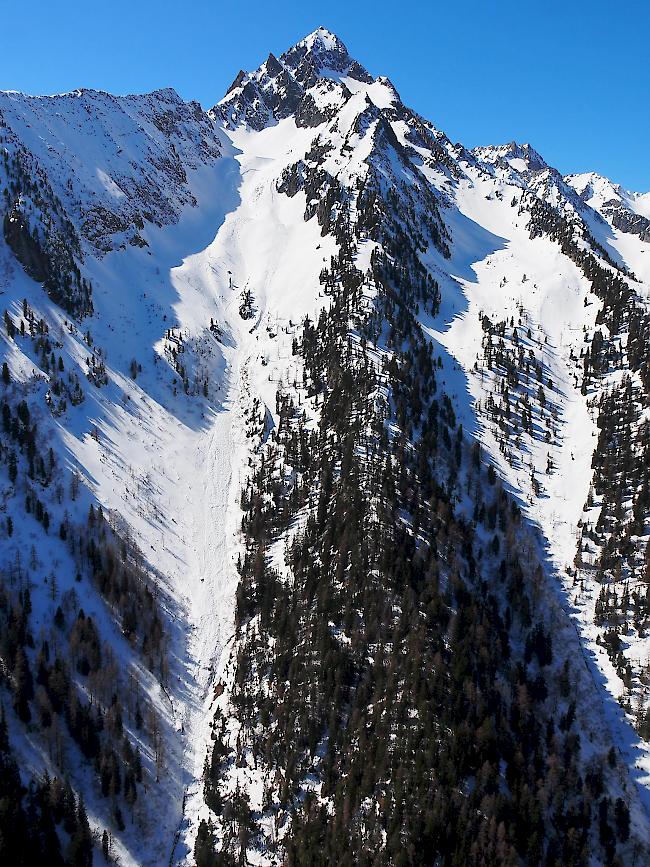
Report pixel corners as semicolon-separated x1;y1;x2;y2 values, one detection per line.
2;26;646;197
0;26;649;867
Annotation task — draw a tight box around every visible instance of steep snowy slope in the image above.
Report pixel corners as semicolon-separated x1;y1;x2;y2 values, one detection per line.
566;171;650;287
0;92;240;864
0;55;341;865
0;87;222;254
430;153;650;806
447;143;650;764
1;25;649;867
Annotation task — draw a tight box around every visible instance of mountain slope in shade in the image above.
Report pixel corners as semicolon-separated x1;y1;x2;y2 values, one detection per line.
0;26;649;866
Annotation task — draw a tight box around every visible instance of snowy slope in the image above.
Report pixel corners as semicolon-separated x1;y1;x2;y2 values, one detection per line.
567;172;650;222
430;158;650;805
0;125;239;864
1;68;339;864
566;171;650;287
0;87;222;255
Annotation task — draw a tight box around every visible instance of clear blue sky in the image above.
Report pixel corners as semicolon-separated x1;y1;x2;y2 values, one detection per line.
1;0;647;190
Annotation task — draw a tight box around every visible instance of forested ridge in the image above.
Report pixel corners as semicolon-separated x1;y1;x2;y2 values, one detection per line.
196;151;640;865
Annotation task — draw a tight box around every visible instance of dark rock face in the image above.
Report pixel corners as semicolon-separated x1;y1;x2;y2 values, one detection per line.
3;203;92;316
3;205;50;284
347;60;374;83
81;206;134;251
215;79;271;131
604;201;650;241
295;90;340;128
265;53;283;78
266;71;304;120
225;70;246;95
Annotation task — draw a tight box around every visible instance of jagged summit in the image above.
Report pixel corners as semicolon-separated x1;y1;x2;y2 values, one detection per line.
290;26;347;55
213;27;375;130
472;140;548;173
279;26;371;83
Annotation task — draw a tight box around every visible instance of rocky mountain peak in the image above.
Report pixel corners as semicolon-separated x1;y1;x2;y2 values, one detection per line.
213;27;377;130
473;140;548;174
279;27;372;84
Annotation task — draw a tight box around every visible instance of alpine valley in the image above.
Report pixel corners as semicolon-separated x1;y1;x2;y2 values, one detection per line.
1;27;650;867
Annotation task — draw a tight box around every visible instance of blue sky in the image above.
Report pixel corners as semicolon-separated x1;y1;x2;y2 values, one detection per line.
1;0;647;190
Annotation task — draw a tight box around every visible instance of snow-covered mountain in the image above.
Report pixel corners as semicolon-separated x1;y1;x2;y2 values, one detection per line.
1;26;649;866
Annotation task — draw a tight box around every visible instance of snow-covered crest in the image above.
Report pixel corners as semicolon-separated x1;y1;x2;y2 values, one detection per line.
473;140;548;174
0;86;224;256
214;26;379;130
568;171;650;219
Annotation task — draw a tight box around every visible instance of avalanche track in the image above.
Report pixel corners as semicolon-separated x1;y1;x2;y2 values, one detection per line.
141;121;339;864
168;303;245;867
